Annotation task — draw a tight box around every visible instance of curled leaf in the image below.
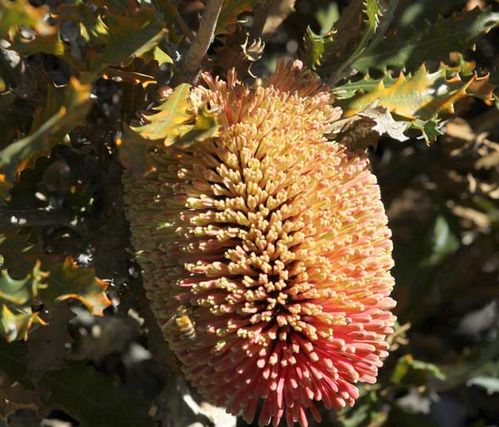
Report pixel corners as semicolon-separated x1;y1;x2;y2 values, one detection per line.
358;104;410;141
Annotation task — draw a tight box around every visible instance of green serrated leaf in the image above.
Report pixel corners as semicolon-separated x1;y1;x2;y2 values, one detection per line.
152;46;173;65
308;0;398;82
0;230;110;341
132;83;193;143
0;305;45;342
176;105;220;147
332;74;397;100
338;64;495;120
336;63;495;142
0;262;48;305
0;78;91;179
83;7;167;83
302;27;335;70
353;7;499;73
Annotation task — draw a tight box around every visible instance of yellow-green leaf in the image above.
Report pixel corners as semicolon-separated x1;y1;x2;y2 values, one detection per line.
339;64;495;120
132;83;193;144
0;305;45;342
0;0;54;40
0;262;48;305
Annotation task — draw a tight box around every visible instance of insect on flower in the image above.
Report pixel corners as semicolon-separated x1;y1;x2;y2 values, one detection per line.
164;305;197;341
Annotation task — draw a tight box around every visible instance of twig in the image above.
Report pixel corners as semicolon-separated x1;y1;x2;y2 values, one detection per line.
179;0;224;80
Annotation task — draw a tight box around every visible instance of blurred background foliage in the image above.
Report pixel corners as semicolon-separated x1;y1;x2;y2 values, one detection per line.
0;0;498;426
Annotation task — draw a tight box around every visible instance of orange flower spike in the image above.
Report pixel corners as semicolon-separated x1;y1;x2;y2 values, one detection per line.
124;60;396;427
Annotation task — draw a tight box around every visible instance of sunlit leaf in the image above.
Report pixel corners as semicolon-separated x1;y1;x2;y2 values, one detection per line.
358;105;410;141
176;105;220;146
467;376;499;395
132;83;193;143
0;262;48;305
0;305;45;342
339;64;494;122
391;355;445;385
0;0;54;40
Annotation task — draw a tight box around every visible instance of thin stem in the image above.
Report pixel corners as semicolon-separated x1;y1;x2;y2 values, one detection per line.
179;0;224;79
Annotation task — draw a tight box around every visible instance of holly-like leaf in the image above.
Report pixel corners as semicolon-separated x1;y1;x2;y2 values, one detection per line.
353;7;499;73
336;64;495;142
306;0;397;82
132;83;194;143
0;262;48;305
42;257;112;317
338;65;495;120
0;305;45;342
302;27;335;70
0;230;111;341
83;7;167;83
0;0;54;40
0;78;92;179
119;83;220;175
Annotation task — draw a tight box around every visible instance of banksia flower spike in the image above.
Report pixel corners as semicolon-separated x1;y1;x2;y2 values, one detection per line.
124;60;396;427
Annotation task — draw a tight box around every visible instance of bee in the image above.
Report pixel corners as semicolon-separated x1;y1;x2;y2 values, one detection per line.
164;305;196;340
